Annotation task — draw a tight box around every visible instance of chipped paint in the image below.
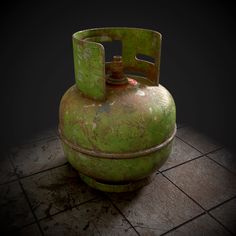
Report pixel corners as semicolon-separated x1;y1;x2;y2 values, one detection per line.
109;101;116;106
84;104;95;108
59;28;176;192
72;28;162;101
92;122;97;130
136;90;145;97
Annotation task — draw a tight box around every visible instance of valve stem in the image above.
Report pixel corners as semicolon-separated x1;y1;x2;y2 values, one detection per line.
106;56;128;85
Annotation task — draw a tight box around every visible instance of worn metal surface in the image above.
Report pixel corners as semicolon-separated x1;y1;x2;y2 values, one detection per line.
106;56;128;85
72;27;161;100
63;139;173;183
59;78;175;154
59;27;176;192
58;124;176;159
79;173;154;193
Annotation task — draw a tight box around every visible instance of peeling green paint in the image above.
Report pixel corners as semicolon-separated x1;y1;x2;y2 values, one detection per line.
73;27;161;100
59;28;176;192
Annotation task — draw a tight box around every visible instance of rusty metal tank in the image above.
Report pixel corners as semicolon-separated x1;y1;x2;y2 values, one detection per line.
59;28;176;192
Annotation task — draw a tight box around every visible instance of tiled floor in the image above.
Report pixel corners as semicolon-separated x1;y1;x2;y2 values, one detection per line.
0;125;235;235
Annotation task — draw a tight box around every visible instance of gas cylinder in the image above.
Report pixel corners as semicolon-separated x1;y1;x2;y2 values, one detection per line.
59;28;176;192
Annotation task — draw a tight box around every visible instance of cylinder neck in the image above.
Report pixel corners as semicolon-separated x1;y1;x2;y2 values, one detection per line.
106;56;128;85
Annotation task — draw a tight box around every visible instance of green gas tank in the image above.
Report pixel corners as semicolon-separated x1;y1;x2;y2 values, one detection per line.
59;28;176;192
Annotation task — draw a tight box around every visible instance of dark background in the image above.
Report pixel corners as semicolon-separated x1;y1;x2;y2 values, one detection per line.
1;1;235;151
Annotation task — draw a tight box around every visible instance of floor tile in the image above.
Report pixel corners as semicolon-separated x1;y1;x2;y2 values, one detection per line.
160;137;201;171
0;181;34;232
0;156;17;184
107;174;203;235
208;148;236;174
40;198;137;236
21;164;102;220
176;127;221;153
165;214;231;236
10;138;67;177
210;198;236;234
10;223;42;236
164;157;236;209
21;127;58;145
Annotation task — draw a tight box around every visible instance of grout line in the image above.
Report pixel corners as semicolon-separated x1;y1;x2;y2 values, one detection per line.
9;135;59;149
106;196;141;236
0;161;68;186
18;179;45;236
160;212;206;236
208;211;235;235
37;196;101;222
7;155;44;235
22;135;58;146
207;212;234;235
160;153;205;173
5;137;67;181
176;135;224;155
91;221;102;236
206;155;236;176
207;195;236;212
161;172;234;235
17;162;69;180
160;146;225;174
5;221;38;234
161;172;207;211
0;177;19;186
0;162;69;186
